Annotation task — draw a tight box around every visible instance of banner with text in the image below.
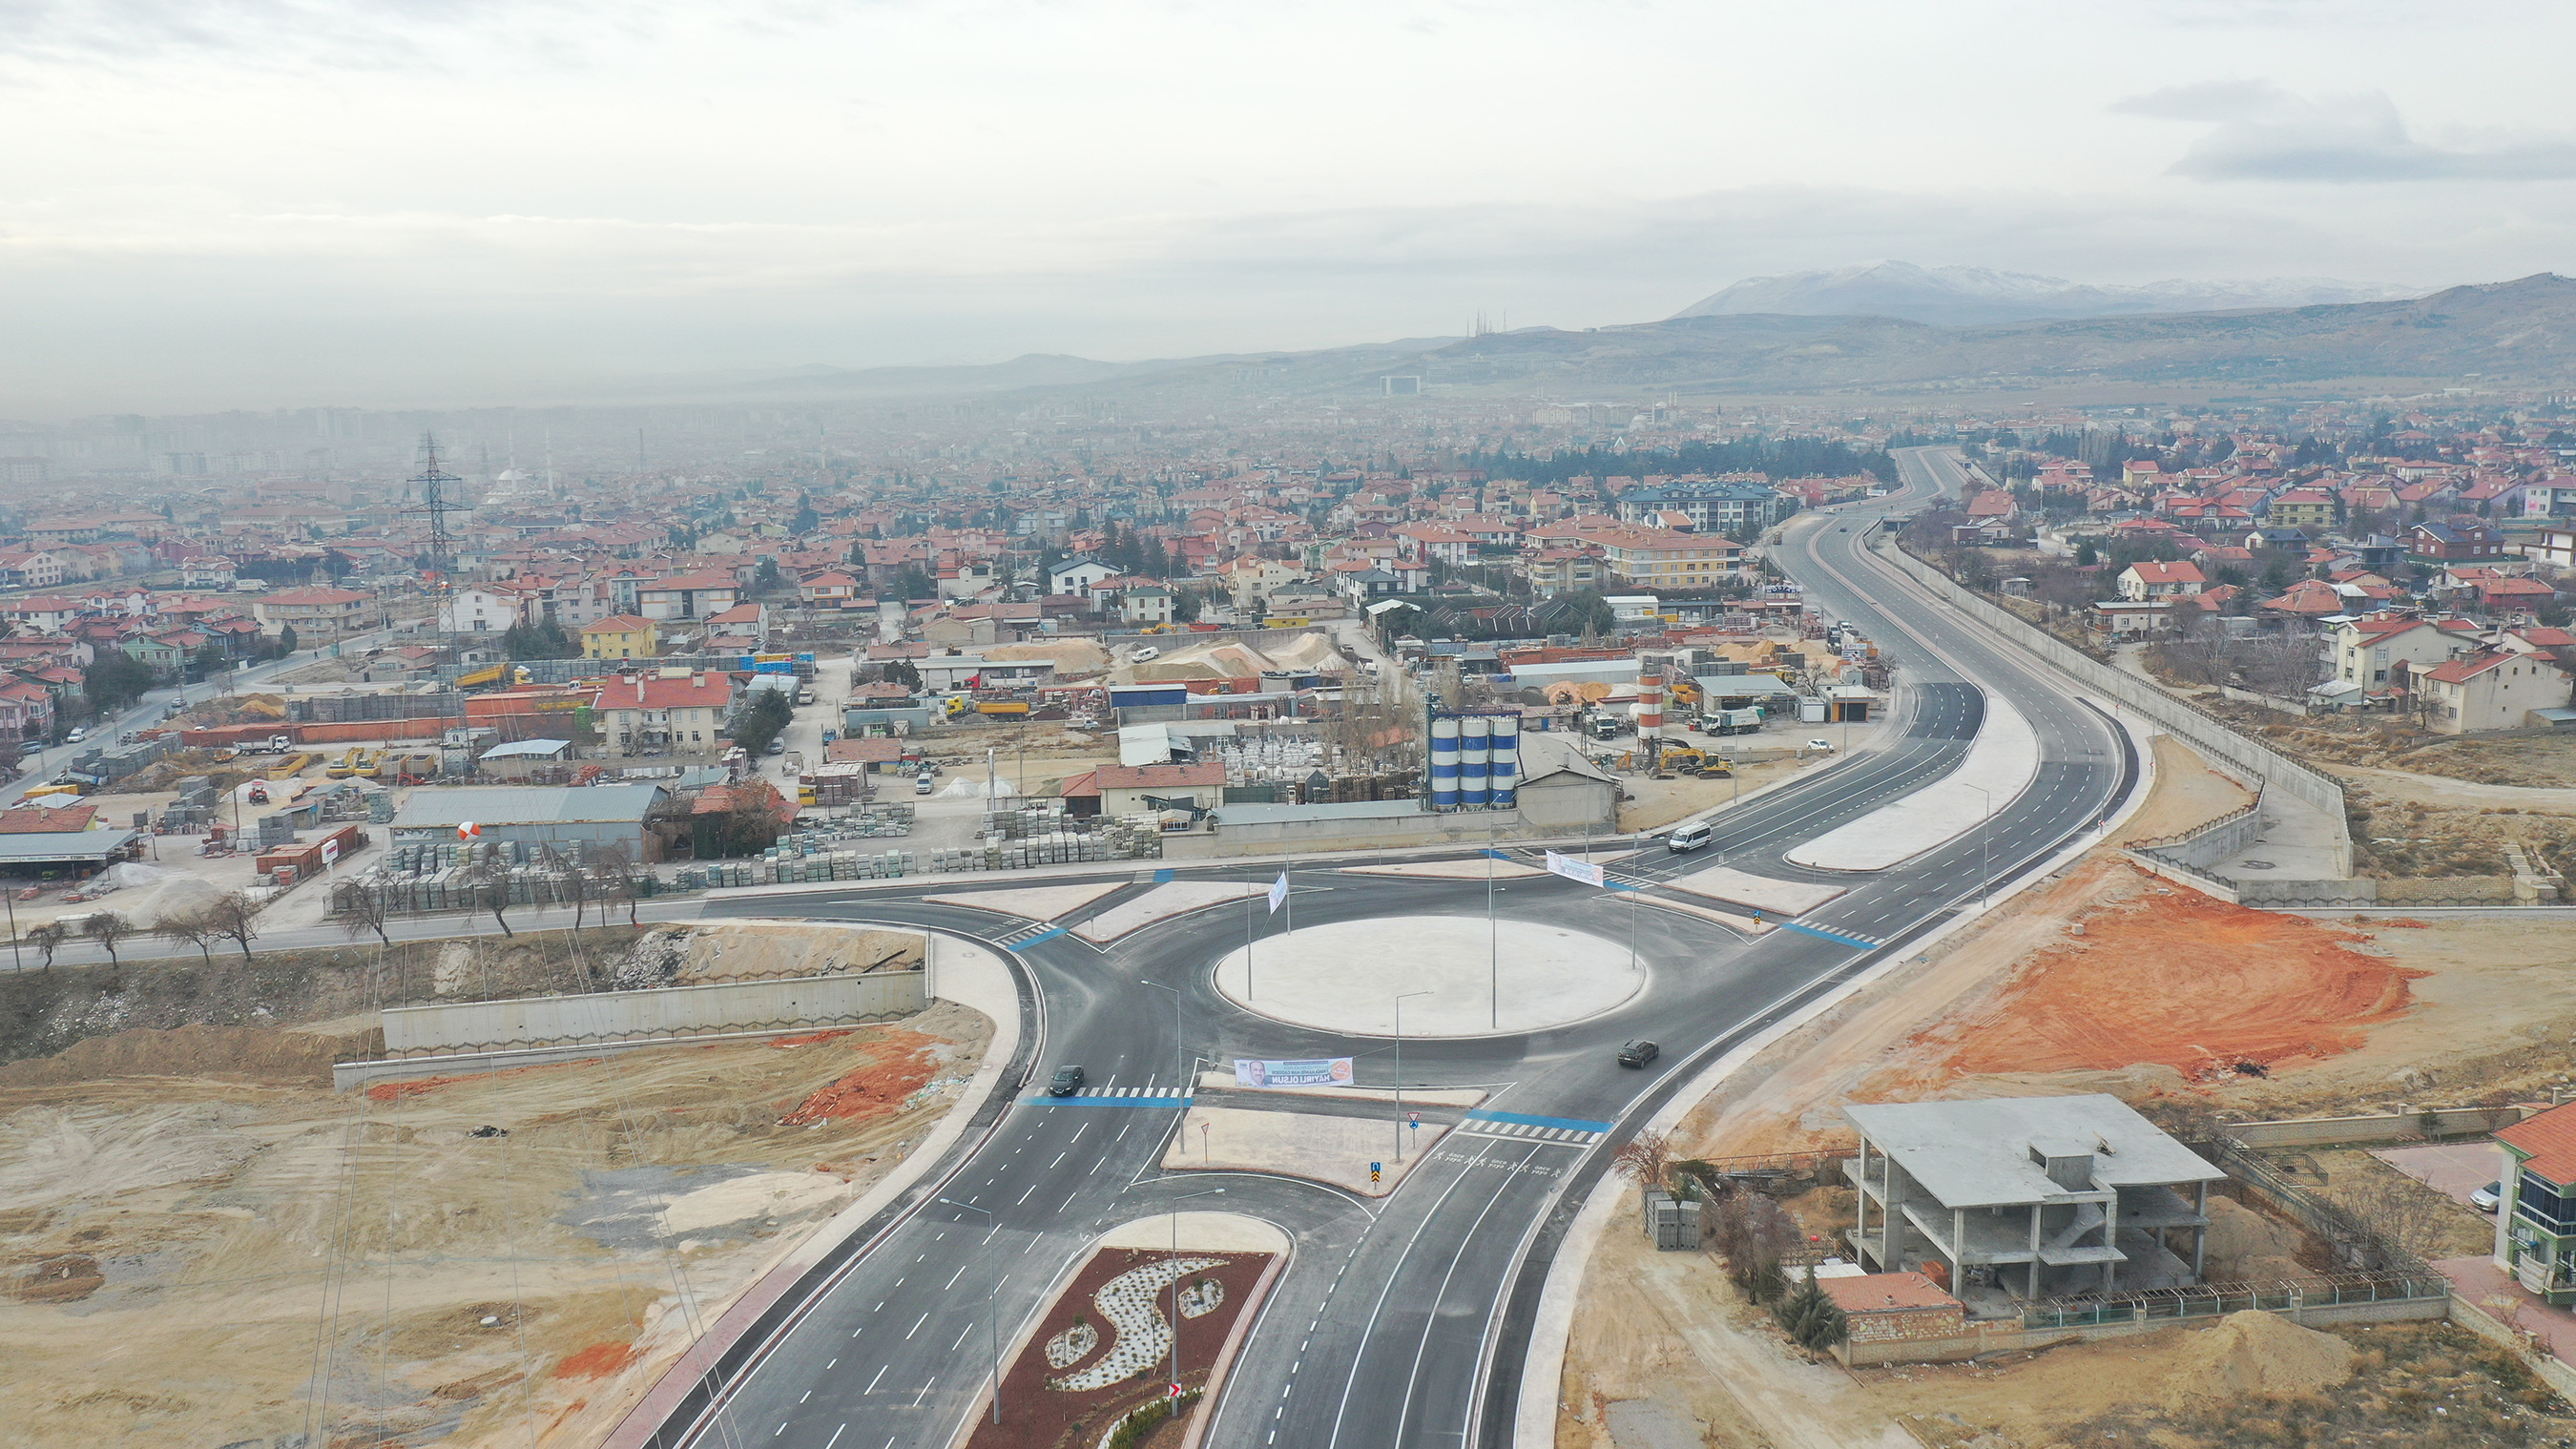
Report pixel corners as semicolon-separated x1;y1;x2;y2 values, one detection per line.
1544;850;1607;888
1235;1057;1354;1088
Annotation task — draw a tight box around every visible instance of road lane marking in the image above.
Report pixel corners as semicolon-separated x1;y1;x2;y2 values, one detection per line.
822;1427;843;1449
905;1313;927;1339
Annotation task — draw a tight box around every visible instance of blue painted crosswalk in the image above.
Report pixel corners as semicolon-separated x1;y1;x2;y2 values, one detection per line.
1457;1107;1610;1144
1776;918;1882;950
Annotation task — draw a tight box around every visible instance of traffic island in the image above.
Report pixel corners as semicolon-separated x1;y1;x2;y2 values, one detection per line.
1212;916;1642;1037
959;1213;1285;1449
1162;1102;1452;1195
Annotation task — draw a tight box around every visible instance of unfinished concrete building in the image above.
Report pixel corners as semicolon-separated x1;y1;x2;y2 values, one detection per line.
1842;1094;2226;1302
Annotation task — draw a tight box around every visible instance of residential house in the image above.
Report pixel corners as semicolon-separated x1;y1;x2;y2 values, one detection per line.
439;584;537;635
250;586;373;642
2521;526;2576;569
0;675;55;742
2492;1100;2576;1305
596;671;736;757
2418;650;2573;734
2264;490;2337;529
2410;518;2507;562
579;615;658;661
799;569;862;608
637;569;742;622
1577;525;1740;589
2329;616;2477;689
2114;561;2205;601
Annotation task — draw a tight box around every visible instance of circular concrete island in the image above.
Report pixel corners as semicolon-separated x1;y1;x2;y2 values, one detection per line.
1212;917;1642;1038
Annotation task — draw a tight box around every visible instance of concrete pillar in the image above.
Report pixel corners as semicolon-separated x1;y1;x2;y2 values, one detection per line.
2192;1181;2208;1280
1952;1208;1966;1294
2028;1204;2044;1299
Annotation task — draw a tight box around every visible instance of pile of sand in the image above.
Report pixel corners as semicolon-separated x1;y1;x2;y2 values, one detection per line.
81;862;229;929
2161;1311;2356;1410
2200;1197;2310;1284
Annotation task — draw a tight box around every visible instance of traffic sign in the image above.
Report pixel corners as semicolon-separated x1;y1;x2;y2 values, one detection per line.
1369;1161;1381;1185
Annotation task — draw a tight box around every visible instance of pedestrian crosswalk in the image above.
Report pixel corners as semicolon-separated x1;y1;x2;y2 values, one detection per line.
1456;1108;1610;1147
994;922;1068;947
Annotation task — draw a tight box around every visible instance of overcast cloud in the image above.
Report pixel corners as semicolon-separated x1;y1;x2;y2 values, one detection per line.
4;0;2575;415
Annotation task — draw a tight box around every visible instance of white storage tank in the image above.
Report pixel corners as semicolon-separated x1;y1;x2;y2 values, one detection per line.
1429;714;1461;809
1489;714;1520;809
1460;714;1490;808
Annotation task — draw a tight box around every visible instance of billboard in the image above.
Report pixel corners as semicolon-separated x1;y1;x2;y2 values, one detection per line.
1235;1057;1354;1089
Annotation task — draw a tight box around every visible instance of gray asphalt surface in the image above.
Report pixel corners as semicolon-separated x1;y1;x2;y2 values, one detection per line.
631;447;2139;1449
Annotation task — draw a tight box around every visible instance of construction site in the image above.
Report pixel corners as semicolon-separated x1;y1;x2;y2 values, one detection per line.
1554;730;2576;1449
0;920;988;1449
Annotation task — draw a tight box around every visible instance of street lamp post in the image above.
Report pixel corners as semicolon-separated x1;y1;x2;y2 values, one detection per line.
1486;820;1498;1031
1144;980;1184;1098
1158;1186;1226;1406
1393;989;1431;1162
935;1198;1004;1425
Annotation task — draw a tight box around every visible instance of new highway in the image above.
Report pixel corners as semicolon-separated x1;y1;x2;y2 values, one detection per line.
638;446;2137;1449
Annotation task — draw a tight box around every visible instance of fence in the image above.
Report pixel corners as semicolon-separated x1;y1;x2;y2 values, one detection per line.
288;692;465;723
2020;1271;2448;1331
1878;534;2353;876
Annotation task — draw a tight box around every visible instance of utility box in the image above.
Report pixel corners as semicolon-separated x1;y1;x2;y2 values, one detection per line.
1643;1190;1707;1252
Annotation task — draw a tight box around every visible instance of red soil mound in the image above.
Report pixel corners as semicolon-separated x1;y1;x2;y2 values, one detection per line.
779;1029;940;1126
1922;869;2423;1079
553;1341;638;1380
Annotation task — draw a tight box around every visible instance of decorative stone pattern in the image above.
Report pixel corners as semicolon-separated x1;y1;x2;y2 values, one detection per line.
1049;1255;1228;1392
1178;1278;1223;1319
1045;1321;1098;1369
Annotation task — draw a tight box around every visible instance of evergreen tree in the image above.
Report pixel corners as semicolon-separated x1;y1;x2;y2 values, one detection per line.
1773;1265;1847;1352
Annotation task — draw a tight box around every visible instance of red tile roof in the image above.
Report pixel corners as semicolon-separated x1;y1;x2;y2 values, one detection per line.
2501;1102;2576;1184
1818;1272;1958;1314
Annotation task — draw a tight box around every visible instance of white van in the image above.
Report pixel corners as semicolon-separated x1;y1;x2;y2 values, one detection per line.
1667;821;1713;853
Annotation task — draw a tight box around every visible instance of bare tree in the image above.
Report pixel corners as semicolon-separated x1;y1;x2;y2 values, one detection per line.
1710;1189;1803;1305
1611;1128;1676;1193
342;880;392;949
25;920;64;971
157;909;218;966
80;910;129;967
203;892;263;963
460;847;516;937
587;841;639;927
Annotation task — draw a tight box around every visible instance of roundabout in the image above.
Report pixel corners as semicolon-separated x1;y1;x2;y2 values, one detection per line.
1209;914;1647;1037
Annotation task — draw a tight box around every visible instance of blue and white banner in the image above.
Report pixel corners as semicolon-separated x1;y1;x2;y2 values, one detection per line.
1266;872;1289;913
1235;1057;1353;1088
1544;850;1606;888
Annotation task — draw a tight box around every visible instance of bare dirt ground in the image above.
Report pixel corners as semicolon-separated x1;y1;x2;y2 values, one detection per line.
1556;734;2576;1446
0;924;980;1448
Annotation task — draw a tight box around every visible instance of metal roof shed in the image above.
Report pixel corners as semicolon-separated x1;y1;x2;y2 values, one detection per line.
389;784;666;859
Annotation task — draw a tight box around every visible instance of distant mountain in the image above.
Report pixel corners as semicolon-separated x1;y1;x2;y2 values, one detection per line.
1673;261;2421;328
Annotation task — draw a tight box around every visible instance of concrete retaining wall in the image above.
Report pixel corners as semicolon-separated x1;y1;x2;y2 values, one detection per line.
2229;1107;2526;1149
380;969;927;1055
2449;1292;2576;1404
1877;536;2353;875
333;1025;841;1090
2131;793;2265;872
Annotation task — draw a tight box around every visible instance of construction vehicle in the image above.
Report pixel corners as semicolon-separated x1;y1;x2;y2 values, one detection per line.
325;749;362;778
456;663;508;689
1658;746;1708;772
1587;714;1624;740
1703;706;1765;736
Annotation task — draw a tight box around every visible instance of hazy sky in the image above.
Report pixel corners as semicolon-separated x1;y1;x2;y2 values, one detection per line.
7;0;2576;415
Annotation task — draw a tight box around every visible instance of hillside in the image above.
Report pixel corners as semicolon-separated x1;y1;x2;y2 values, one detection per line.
1672;260;2418;327
666;272;2576;407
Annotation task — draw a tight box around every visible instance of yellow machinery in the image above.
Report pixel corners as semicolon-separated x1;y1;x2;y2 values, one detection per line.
1658;746;1707;772
325;748;364;778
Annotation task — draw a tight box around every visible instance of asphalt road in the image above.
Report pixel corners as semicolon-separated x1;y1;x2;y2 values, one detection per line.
607;447;2143;1449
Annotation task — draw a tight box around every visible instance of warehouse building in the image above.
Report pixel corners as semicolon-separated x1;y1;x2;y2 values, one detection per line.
388;783;666;860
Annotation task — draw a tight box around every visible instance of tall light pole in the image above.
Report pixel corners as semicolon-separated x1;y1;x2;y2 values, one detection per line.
1486;820;1498;1031
1966;783;1992;909
1144;980;1184;1097
935;1197;1003;1425
1158;1187;1225;1405
1393;989;1431;1162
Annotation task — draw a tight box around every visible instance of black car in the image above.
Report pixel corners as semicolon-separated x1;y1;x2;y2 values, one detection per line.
1048;1066;1086;1096
1616;1040;1659;1068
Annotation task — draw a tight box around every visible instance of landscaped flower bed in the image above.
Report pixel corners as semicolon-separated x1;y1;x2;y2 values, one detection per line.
964;1245;1274;1449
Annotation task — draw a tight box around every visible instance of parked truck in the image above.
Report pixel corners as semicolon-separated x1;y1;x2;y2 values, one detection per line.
1702;706;1765;736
